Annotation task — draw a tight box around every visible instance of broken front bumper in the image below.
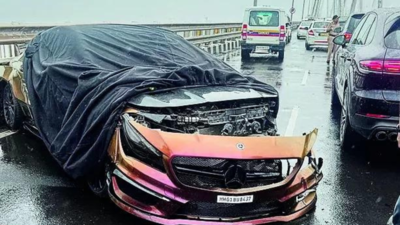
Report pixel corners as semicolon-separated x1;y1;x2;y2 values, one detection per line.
106;125;323;224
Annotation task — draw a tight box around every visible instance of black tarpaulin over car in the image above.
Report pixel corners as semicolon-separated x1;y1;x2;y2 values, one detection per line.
23;24;279;178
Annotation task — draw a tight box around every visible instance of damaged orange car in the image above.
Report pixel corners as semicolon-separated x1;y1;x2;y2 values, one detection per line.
0;25;322;224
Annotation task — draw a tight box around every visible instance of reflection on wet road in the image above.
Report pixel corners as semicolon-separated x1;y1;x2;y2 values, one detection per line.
1;33;400;225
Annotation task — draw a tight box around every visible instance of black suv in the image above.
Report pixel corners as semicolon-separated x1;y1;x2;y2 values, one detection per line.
331;9;400;149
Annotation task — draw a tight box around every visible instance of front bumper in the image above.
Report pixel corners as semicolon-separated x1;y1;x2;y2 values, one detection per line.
107;130;323;224
240;41;286;53
109;163;322;225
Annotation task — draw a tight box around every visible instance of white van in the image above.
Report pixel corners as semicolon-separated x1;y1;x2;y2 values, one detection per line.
240;7;289;60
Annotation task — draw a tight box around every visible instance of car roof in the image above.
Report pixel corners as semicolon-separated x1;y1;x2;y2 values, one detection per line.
245;7;284;11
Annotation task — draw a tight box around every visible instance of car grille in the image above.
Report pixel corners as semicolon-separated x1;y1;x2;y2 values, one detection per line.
172;157;284;189
176;200;282;219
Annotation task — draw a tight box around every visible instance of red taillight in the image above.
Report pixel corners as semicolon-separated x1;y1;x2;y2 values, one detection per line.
360;60;384;72
365;113;390;119
344;32;352;42
279;25;285;41
242;24;248;40
360;60;400;73
308;30;315;36
384;60;400;73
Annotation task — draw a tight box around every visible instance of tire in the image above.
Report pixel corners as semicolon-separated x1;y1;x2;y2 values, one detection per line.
305;42;311;51
278;50;285;61
339;87;362;150
87;165;110;198
331;70;340;108
3;83;23;130
241;49;251;60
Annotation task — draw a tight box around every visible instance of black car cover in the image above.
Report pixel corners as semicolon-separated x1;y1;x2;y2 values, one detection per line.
24;24;279;178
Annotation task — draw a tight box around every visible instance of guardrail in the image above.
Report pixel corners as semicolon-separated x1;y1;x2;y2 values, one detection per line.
0;21;302;59
0;23;243;58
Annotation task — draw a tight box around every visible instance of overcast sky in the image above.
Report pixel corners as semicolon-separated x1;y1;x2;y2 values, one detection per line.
1;0;399;24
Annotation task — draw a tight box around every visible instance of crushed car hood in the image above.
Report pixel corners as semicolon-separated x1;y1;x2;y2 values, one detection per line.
129;86;277;108
131;120;318;159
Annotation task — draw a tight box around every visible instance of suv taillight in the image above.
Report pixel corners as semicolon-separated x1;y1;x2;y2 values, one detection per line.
242;24;248;40
344;32;352;42
308;30;315;36
360;60;400;73
279;25;285;41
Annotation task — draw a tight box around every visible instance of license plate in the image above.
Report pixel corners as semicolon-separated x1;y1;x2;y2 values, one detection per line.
217;195;254;204
319;33;328;36
256;46;270;52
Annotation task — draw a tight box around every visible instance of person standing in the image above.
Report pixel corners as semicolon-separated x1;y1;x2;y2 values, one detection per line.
327;15;340;64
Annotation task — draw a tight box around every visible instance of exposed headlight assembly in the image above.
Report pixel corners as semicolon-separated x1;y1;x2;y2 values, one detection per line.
121;114;165;172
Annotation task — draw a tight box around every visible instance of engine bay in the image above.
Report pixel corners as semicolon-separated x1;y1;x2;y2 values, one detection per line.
129;99;278;137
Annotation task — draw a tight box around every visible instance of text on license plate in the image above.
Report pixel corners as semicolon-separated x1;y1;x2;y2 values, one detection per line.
256;46;270;52
217;195;254;204
319;33;328;36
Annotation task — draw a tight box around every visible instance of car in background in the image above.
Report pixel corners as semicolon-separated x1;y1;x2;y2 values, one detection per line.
297;20;313;39
305;21;330;50
241;7;288;60
333;13;365;65
331;8;400;149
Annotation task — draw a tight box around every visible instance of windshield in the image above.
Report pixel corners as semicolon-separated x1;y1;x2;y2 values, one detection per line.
385;18;400;49
300;21;313;27
313;22;330;29
249;11;279;26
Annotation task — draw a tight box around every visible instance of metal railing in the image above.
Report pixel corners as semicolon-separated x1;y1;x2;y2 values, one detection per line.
0;23;242;58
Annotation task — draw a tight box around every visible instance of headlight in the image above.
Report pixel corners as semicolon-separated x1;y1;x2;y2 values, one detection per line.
121;114;165;172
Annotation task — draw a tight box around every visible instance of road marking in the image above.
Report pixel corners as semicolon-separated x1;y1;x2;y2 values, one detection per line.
285;106;299;137
302;70;309;85
0;130;17;139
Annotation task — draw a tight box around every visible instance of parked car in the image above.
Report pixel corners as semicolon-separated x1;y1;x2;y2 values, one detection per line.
240;7;289;60
333;13;365;65
305;21;330;50
297;20;314;39
331;8;400;149
0;25;323;225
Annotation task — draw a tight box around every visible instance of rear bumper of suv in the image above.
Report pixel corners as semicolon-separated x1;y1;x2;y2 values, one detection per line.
240;41;286;52
349;91;399;141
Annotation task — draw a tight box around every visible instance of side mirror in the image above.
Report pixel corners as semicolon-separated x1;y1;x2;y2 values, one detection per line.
333;35;346;46
286;23;290;27
305;27;309;30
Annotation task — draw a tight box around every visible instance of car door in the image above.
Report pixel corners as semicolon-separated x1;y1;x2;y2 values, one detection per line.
336;14;373;102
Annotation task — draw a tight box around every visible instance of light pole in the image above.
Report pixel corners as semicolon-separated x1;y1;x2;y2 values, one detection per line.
302;0;306;20
253;0;257;6
290;0;295;22
378;0;383;8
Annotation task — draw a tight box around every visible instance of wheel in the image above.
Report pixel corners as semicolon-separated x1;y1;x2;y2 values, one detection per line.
305;42;311;51
241;49;251;60
331;70;340;108
278;50;285;61
339;87;361;150
3;83;23;130
87;165;110;198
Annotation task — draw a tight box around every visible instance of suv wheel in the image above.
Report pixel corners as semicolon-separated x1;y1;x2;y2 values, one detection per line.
278;50;285;61
340;87;361;150
3;83;23;130
305;42;311;51
331;70;340;108
87;164;110;198
241;49;251;60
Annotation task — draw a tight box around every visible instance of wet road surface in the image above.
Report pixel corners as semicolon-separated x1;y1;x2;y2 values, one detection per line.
1;32;400;225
